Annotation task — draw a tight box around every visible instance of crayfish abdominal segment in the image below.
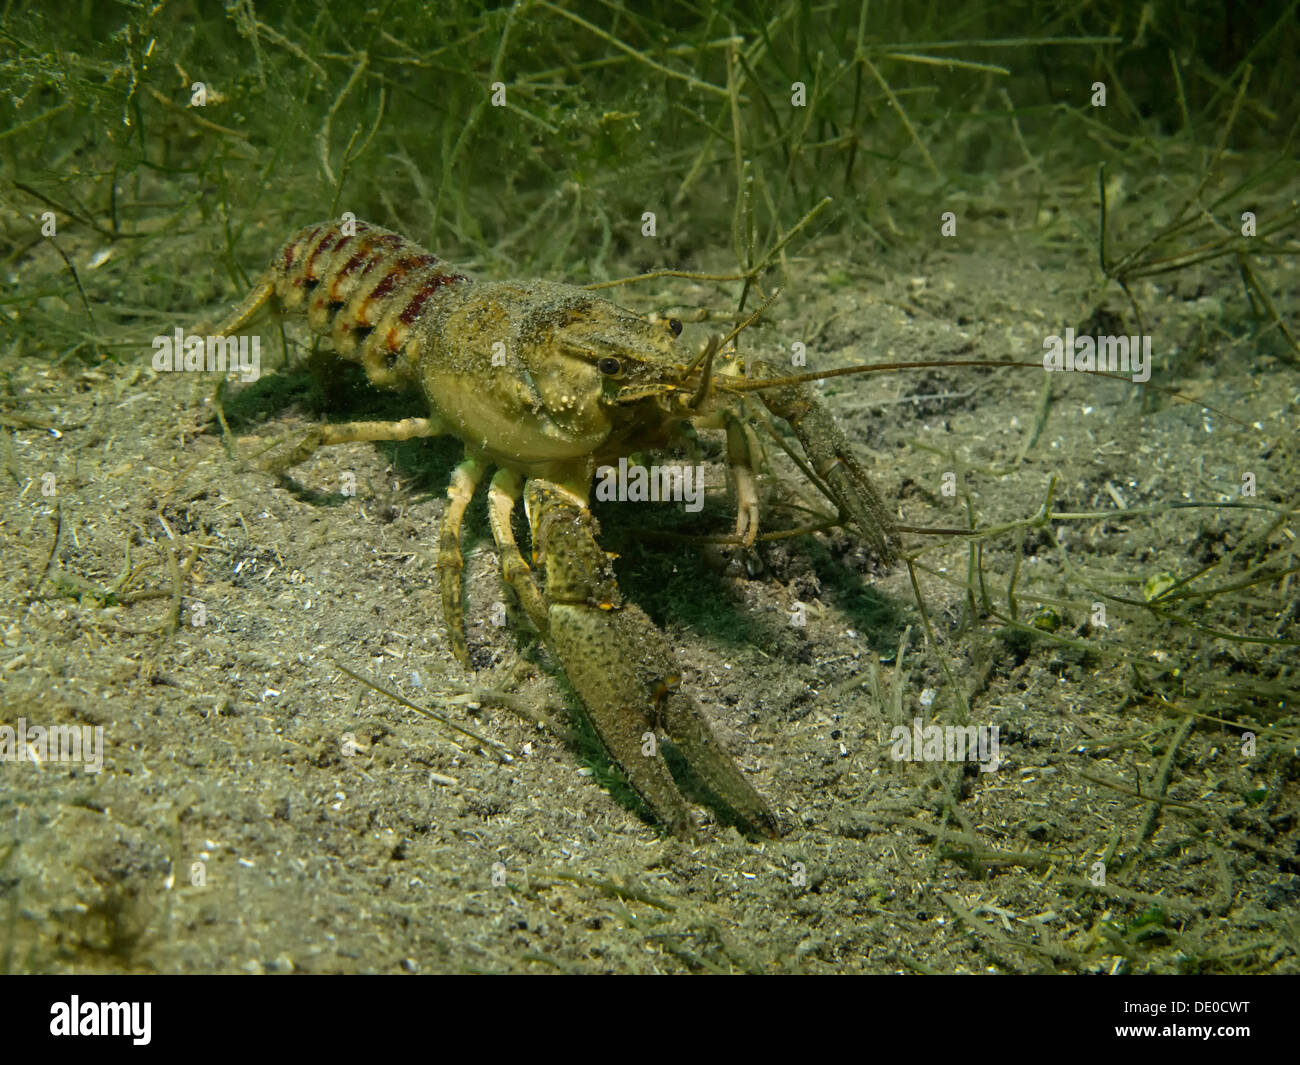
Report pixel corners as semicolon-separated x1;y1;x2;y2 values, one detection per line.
215;218;900;838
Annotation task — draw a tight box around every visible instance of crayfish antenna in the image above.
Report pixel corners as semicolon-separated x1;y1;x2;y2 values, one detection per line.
725;358;1248;427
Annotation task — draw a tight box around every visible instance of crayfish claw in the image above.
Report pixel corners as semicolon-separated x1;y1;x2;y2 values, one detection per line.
757;375;901;563
526;479;780;837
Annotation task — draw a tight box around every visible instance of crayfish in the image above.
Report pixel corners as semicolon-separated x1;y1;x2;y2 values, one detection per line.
213;218;903;838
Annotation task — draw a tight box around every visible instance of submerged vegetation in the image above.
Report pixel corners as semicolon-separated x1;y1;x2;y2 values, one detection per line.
0;1;1297;973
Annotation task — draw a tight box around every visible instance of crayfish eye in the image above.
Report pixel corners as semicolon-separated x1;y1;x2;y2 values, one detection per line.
668;318;683;337
597;356;623;376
